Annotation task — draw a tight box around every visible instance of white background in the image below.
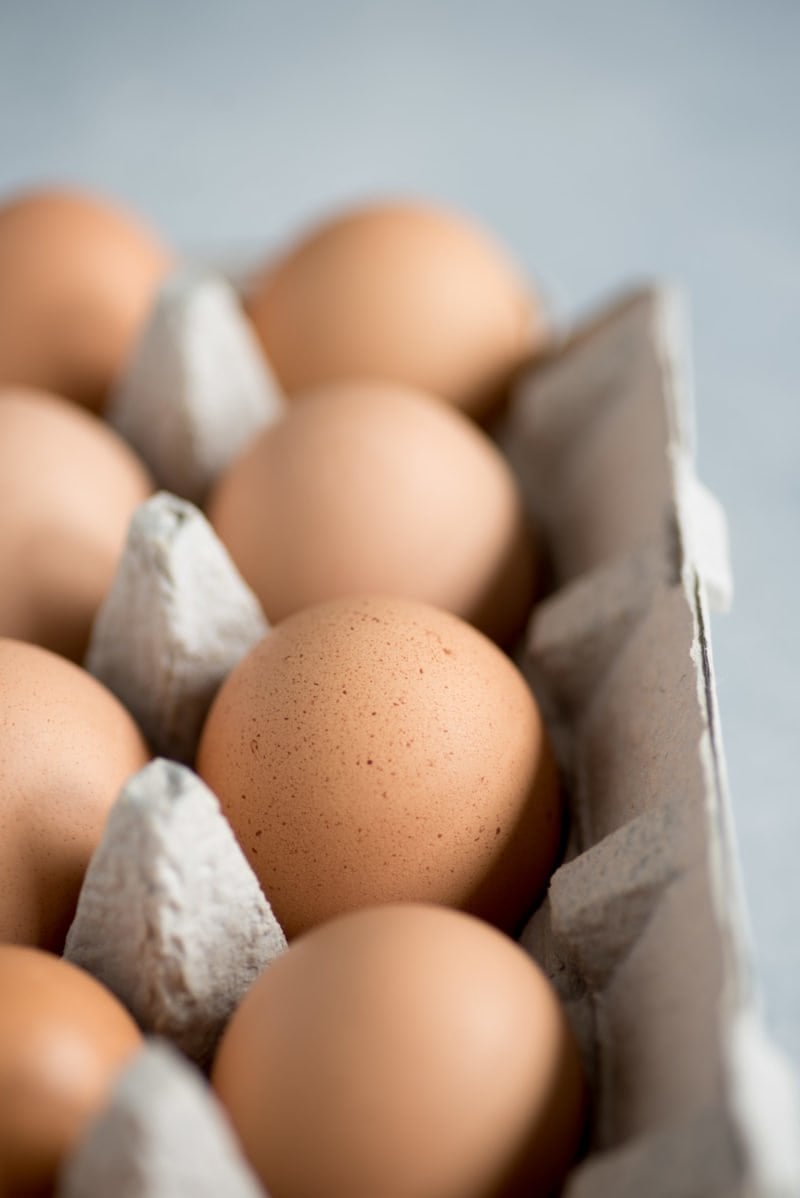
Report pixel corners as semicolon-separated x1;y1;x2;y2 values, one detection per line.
1;0;797;1076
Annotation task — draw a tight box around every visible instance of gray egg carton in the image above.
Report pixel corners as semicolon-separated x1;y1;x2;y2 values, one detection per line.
503;288;799;1197
57;275;799;1196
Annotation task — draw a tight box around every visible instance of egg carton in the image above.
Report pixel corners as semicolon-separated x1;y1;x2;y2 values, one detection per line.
503;288;799;1197
55;274;799;1196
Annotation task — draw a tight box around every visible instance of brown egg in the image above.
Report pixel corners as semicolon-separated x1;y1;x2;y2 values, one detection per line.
213;903;586;1198
0;944;141;1198
0;639;150;951
244;199;546;421
196;596;562;939
0;387;153;661
0;186;172;411
206;380;535;646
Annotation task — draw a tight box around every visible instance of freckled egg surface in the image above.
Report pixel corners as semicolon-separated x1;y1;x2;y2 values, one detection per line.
196;595;562;939
0;186;172;412
212;903;586;1198
0;639;150;952
206;380;535;646
0;388;153;662
244;199;546;421
0;945;141;1198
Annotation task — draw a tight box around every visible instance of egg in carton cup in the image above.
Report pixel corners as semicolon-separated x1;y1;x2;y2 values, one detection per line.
48;266;798;1196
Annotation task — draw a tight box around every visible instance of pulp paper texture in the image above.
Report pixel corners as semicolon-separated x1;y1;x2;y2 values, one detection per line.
63;758;287;1068
505;289;799;1197
59;1040;264;1198
106;268;284;505
85;492;268;764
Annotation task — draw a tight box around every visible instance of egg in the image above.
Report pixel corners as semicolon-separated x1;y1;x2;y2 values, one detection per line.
196;595;562;938
0;638;150;951
0;387;153;661
212;903;585;1198
244;199;546;421
206;380;535;646
0;944;141;1197
0;186;172;411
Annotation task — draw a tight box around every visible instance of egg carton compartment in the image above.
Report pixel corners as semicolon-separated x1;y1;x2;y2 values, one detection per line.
59;1041;264;1198
64;758;286;1067
106;267;284;505
505;289;799;1196
54;277;798;1196
85;491;268;763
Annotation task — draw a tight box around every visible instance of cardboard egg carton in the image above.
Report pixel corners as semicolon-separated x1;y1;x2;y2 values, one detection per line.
503;288;799;1197
57;275;799;1196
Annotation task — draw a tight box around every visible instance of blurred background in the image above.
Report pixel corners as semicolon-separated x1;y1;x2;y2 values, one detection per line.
1;0;797;1074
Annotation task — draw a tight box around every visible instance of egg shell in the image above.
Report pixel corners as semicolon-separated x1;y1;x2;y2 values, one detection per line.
206;380;535;646
196;595;562;939
0;387;153;662
244;199;545;421
0;944;141;1198
0;186;172;412
0;638;150;951
212;903;586;1198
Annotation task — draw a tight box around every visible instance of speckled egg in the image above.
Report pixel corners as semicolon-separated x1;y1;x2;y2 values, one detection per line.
196;595;562;938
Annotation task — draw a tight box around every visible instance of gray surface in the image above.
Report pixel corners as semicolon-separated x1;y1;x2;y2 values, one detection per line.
0;1;797;1074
